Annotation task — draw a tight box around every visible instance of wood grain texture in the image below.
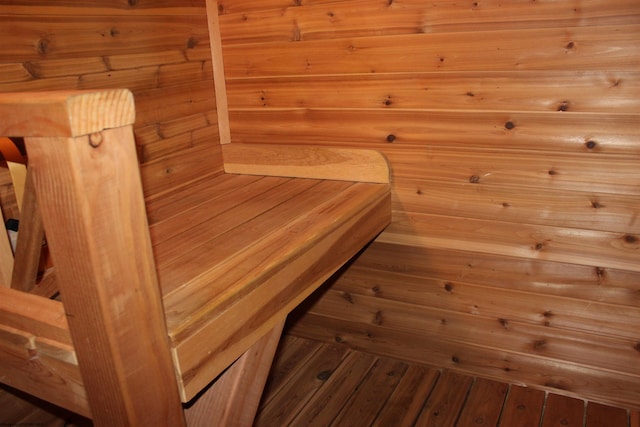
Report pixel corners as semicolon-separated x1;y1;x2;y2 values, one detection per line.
0;89;135;137
185;319;285;427
230;1;640;405
0;288;86;416
27;126;186;426
159;176;391;400
222;143;391;183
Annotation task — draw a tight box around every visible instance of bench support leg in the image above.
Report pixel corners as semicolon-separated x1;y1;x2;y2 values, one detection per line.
185;319;286;427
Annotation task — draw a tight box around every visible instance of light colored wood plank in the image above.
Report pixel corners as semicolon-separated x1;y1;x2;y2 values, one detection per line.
27;125;185;426
206;0;231;144
133;80;216;126
222;143;391;183
153;177;313;274
228;109;640;156
227;71;640;114
0;89;134;137
373;364;440;427
0;196;13;288
585;401;629;427
350;242;640;300
304;288;640;375
139;144;224;199
11;170;44;292
0;323;87;417
0;287;69;344
392;178;640;234
145;173;260;227
499;385;545;427
167;182;390;400
185;319;285;427
380;211;640;272
0;2;205;16
223;25;640;77
333;265;640;333
542;393;585;427
219;0;640;43
0;15;209;62
456;378;509;426
415;370;473;427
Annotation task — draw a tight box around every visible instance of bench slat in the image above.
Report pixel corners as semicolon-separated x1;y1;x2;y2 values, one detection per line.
160;179;390;401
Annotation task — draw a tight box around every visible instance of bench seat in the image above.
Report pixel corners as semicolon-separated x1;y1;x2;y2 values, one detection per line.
0;89;391;423
147;173;391;400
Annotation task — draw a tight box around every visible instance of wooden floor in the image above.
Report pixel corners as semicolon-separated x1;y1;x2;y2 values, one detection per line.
2;335;638;426
255;335;640;427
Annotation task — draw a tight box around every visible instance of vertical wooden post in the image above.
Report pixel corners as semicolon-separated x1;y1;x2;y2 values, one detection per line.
185;319;285;427
11;91;186;426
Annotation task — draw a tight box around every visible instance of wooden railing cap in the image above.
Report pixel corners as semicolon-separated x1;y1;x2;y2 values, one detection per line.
0;89;135;138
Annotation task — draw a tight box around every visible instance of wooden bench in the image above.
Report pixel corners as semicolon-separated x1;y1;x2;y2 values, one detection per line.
0;89;391;426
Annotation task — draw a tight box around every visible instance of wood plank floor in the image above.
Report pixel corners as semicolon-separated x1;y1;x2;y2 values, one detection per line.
255;335;640;427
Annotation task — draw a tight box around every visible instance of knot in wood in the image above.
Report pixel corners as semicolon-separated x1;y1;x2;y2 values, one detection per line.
89;132;103;148
585;140;597;150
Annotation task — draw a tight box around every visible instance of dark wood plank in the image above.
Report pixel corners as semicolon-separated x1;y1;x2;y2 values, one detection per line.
254;342;348;426
585;401;629;427
331;357;408;426
259;335;323;409
373;364;440;427
457;377;509;427
290;351;377;426
499;385;545;427
542;393;586;427
414;370;474;427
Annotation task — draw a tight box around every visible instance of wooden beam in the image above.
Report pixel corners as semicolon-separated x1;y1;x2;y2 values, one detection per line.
206;0;232;144
25;122;185;426
185;319;285;427
11;170;45;293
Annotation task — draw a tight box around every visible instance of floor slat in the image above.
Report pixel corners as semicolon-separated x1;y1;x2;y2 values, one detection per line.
256;335;635;427
413;370;474;427
499;385;546;426
456;378;509;426
586;402;629;427
373;365;440;427
541;393;586;427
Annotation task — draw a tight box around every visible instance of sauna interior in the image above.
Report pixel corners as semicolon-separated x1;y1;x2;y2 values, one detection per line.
0;0;639;424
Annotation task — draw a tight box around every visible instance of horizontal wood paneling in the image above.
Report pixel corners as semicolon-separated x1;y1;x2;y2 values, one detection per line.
223;26;640;77
0;1;222;199
219;0;640;408
227;72;640;113
220;0;640;43
228;109;640;156
392;178;640;234
352;242;640;300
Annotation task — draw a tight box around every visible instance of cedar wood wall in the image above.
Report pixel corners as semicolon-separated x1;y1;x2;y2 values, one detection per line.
216;0;640;410
0;0;638;411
